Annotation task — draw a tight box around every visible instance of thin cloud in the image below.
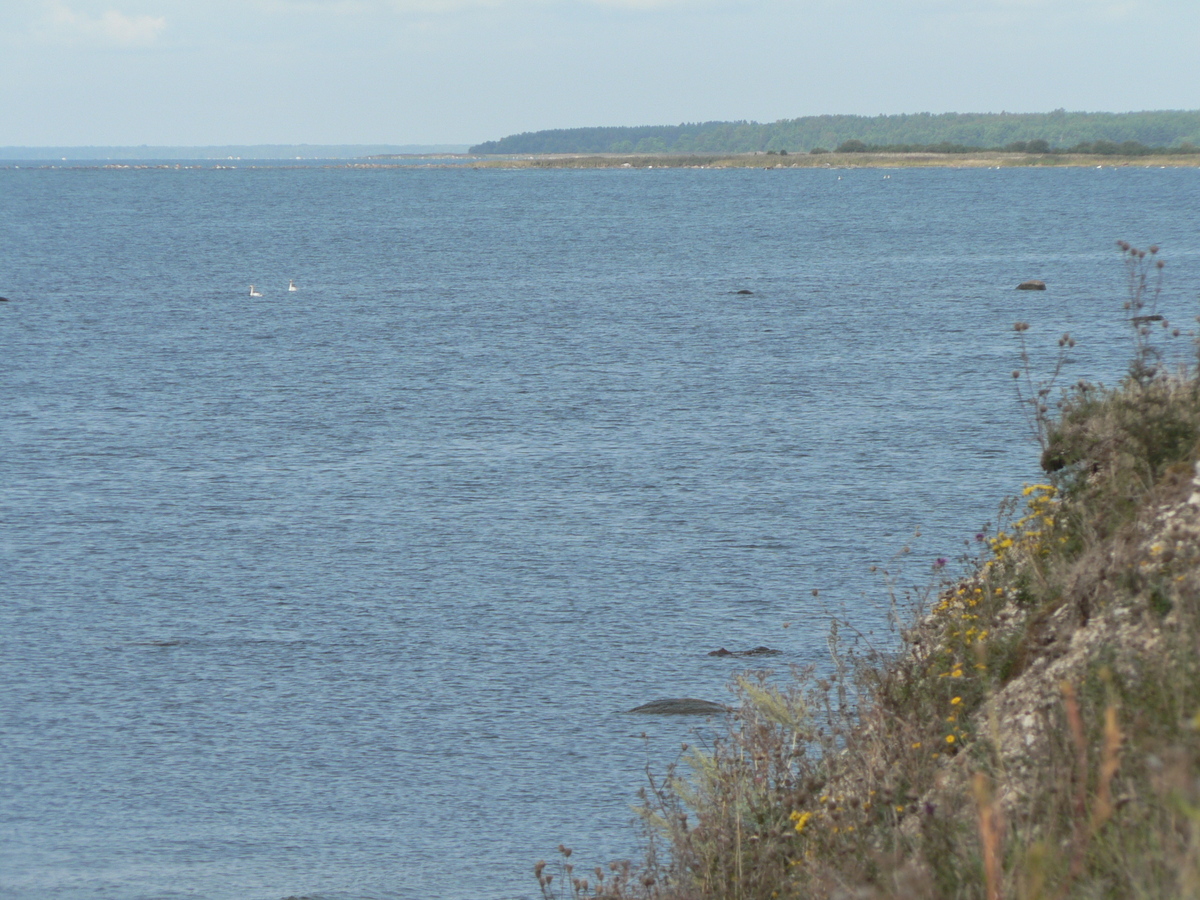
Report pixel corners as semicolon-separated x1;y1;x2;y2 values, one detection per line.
45;2;166;46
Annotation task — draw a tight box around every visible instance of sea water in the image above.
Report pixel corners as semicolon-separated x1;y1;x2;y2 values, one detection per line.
3;164;1200;900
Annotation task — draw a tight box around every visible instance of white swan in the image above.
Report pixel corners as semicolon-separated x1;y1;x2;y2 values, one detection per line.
249;285;263;298
288;280;298;292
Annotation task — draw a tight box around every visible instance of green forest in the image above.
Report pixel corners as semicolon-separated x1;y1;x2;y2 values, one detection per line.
469;110;1200;155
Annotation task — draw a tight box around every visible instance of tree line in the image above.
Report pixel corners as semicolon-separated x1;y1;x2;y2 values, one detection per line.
469;110;1200;155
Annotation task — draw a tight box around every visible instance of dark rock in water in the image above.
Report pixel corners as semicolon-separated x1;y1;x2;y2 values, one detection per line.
1132;314;1165;325
708;646;782;658
628;698;730;716
1016;280;1047;291
0;296;9;302
735;289;754;295
745;645;781;656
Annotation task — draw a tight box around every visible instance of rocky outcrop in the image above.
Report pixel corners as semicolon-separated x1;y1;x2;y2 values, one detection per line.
926;461;1200;824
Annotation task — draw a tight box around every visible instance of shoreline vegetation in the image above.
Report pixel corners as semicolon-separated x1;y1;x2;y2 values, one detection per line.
536;246;1200;900
469;111;1200;156
459;150;1200;169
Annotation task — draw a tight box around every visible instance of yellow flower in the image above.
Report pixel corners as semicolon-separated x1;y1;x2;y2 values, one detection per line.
911;742;922;749
790;811;814;834
946;734;956;744
951;696;962;705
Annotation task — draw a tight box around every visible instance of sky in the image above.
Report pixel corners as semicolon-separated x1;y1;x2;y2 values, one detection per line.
0;0;1197;147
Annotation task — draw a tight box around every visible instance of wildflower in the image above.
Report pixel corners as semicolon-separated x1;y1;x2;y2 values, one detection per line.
934;557;947;569
951;696;962;705
946;734;956;744
790;810;814;834
911;742;922;749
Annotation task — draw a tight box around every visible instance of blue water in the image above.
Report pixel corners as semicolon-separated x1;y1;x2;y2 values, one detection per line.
3;164;1200;900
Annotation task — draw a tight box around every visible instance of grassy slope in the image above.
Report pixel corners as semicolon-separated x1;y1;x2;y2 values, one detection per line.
536;248;1200;900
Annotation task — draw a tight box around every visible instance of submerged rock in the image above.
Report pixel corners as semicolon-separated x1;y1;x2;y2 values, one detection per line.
628;698;730;716
707;646;782;658
1016;280;1047;290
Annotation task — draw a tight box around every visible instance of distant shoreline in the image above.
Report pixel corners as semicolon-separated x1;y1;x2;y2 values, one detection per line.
6;152;1200;171
465;151;1200;169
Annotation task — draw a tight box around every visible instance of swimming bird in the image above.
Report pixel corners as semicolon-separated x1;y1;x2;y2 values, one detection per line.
249;285;263;298
288;280;298;292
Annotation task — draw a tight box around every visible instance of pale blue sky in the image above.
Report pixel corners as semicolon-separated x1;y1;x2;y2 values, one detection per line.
1;0;1197;146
